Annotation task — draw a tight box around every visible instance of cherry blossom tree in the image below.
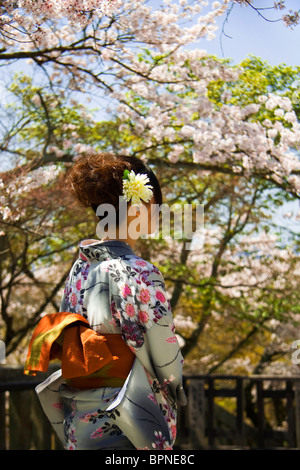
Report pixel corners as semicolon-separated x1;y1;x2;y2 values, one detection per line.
0;0;299;197
233;1;300;28
0;0;300;378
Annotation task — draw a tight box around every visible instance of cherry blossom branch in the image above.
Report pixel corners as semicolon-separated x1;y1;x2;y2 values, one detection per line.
208;323;261;373
234;0;300;28
146;157;300;199
237;0;282;23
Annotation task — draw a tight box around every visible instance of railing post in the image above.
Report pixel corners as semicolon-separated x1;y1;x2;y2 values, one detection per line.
236;377;244;447
256;380;264;448
188;378;206;449
9;390;33;449
207;377;215;448
286;380;295;447
295;380;300;448
0;391;6;450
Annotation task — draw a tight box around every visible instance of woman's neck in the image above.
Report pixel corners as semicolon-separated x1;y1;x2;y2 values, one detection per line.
100;234;137;250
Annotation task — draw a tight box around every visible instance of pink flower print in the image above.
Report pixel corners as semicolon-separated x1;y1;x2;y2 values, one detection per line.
67;444;76;450
148;393;158;404
152;431;171;450
81;263;90;280
111;310;121;326
66;423;77;448
139;287;151;303
52;402;63;410
121;283;131;298
136;259;147;267
71;400;76;413
70;292;77;307
76;279;81;291
166;335;177;343
171;424;177;440
110;301;121;325
109;317;118;327
80;412;98;422
138;310;149;324
91;427;103;439
156;290;166;303
110;300;118;315
125;302;136;318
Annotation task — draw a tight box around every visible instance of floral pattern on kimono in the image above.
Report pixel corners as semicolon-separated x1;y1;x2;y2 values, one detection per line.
49;240;185;450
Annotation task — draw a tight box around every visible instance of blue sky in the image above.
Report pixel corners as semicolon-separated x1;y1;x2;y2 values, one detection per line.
198;0;300;66
148;0;300;65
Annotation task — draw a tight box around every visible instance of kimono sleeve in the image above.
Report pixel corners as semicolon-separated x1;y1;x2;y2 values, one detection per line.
110;259;187;406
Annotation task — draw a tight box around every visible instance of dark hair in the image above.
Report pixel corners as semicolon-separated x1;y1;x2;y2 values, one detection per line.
67;152;162;224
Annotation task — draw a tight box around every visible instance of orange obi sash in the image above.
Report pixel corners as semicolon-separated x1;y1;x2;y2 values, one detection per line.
24;312;135;389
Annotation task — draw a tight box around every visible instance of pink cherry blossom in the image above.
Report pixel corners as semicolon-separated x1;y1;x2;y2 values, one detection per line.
156;290;166;303
135;259;147;267
124;302;136;318
70;292;77;306
120;283;132;297
138;310;149;323
139;288;151;303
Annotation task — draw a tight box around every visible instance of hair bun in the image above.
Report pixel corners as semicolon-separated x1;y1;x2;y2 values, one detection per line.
67;152;162;224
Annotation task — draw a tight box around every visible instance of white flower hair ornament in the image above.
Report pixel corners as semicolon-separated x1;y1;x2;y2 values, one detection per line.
122;169;153;207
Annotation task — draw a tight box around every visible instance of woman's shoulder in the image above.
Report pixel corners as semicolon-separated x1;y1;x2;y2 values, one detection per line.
128;254;161;272
121;254;163;278
102;254;165;287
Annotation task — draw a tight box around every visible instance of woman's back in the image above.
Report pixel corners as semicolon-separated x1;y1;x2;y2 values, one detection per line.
58;239;184;450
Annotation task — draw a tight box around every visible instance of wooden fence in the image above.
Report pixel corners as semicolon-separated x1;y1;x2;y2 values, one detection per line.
177;374;300;449
1;366;300;450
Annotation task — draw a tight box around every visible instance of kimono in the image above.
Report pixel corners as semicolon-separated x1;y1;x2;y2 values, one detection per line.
27;239;186;450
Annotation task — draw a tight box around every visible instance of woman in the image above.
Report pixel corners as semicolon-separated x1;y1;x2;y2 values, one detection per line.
25;152;187;450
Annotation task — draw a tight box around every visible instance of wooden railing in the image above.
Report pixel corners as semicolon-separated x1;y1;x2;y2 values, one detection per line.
0;365;63;450
176;374;300;450
1;366;300;450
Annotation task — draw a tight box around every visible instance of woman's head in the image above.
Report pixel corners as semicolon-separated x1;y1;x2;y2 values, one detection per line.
67;152;162;236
